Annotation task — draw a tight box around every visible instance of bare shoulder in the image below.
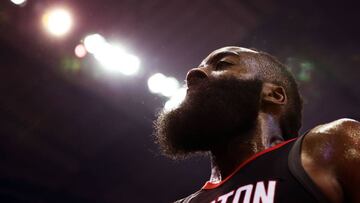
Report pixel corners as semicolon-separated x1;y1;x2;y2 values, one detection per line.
302;118;360;164
310;118;359;135
304;118;360;149
301;118;360;203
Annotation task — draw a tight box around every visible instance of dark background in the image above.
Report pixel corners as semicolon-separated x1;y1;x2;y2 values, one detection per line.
0;0;359;202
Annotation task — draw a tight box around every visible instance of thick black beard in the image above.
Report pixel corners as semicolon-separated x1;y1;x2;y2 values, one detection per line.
154;75;263;159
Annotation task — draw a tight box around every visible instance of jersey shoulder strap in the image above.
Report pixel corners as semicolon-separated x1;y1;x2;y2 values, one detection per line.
288;132;331;203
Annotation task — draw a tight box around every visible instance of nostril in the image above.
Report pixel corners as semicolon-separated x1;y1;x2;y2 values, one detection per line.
186;69;208;87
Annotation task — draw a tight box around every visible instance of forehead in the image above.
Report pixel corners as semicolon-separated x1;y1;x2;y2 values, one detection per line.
200;46;259;66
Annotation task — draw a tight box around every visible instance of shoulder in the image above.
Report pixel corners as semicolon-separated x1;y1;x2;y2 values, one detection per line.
309;118;359;136
301;118;360;202
303;118;360;151
302;118;360;163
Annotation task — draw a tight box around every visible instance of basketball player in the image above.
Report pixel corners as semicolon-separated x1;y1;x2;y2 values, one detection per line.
154;47;360;203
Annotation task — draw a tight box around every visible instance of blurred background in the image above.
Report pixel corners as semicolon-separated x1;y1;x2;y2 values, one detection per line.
0;0;359;202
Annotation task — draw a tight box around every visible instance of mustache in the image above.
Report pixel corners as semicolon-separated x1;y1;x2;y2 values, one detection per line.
184;76;262;106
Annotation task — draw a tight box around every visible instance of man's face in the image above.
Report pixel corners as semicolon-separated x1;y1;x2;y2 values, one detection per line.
154;47;263;159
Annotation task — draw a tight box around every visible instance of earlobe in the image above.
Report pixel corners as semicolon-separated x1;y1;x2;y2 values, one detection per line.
262;83;287;105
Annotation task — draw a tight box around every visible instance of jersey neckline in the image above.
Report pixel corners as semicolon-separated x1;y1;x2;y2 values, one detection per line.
202;138;297;190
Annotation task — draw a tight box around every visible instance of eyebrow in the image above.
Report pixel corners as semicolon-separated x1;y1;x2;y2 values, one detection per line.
201;51;240;66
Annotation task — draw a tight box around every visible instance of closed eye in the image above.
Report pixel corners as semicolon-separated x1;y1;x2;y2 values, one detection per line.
215;60;234;70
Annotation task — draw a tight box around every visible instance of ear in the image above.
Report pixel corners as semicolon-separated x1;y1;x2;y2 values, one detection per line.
261;83;287;105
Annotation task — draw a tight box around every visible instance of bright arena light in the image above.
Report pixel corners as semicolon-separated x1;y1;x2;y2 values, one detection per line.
42;8;73;37
164;87;187;111
94;44;140;75
84;34;106;54
10;0;26;5
148;73;166;94
147;73;180;97
148;73;186;110
83;33;140;75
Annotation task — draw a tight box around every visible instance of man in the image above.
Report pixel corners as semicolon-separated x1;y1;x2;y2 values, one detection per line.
154;46;360;203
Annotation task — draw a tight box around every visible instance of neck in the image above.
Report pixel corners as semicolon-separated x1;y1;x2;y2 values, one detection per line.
209;113;283;183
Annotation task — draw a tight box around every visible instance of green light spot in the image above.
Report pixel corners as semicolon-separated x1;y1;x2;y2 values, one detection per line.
300;61;314;70
298;61;314;82
61;57;81;73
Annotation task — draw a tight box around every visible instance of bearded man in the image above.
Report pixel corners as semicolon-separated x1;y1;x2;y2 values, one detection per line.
154;46;360;203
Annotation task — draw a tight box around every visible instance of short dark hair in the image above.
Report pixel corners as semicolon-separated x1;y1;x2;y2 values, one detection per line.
253;51;303;139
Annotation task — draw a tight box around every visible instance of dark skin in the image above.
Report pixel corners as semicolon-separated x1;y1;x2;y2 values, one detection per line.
185;46;360;203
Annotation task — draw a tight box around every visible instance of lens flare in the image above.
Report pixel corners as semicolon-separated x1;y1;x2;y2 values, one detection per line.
84;34;106;54
83;34;140;75
74;44;87;58
148;73;180;97
164;87;187;111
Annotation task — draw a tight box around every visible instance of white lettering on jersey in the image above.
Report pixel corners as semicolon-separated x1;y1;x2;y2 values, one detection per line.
217;191;234;203
253;181;276;203
209;180;277;203
232;184;253;203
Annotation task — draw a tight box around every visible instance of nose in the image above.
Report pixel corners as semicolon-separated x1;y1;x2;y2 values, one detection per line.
186;68;209;87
